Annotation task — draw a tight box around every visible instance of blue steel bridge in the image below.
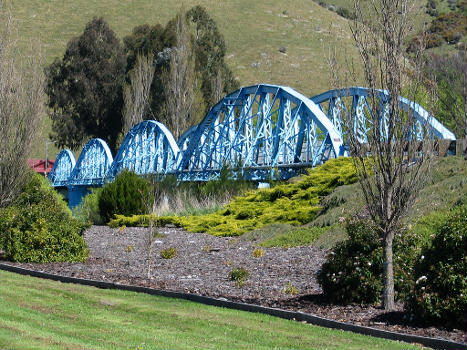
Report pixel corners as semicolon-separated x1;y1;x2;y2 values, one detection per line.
47;84;456;208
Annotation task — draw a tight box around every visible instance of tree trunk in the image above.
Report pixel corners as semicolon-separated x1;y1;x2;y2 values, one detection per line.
383;233;395;311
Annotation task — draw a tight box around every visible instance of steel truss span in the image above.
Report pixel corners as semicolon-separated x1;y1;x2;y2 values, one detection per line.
177;84;345;181
311;87;456;143
48;85;456;193
107;120;180;181
48;149;76;187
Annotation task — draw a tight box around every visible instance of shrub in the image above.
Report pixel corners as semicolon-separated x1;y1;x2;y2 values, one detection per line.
229;267;249;287
160;247;177;259
98;170;152;223
73;187;104;225
406;205;467;330
252;248;264;257
317;219;383;304
0;173;88;262
317;218;431;304
283;282;299;295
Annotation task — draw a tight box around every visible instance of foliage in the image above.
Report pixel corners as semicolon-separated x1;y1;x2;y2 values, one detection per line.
108;214;180;228
98;170;152;223
186;5;240;110
45;17;126;153
317;219;384;304
178;157;357;236
252;248;264;258
406;205;467;330
122;5;238;136
229;267;249;287
317;217;433;305
160;247;177;259
105;158;356;236
407;5;467;51
283;282;299;295
0;173;88;262
73;188;104;225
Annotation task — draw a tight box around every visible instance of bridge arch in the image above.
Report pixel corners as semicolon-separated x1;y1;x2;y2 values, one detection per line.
177;84;345;181
107;120;180;180
68;138;113;186
311;87;456;143
48;149;76;187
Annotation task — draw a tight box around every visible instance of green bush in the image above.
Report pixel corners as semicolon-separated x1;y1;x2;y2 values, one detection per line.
73;187;104;225
0;173;88;263
229;267;249;287
406;205;467;330
98;170;152;223
317;218;431;304
317;219;383;304
160;247;177;259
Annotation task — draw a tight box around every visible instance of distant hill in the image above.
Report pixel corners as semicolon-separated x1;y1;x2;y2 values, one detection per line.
11;0;366;158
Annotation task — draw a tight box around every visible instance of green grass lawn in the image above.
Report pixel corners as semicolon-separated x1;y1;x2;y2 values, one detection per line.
0;270;426;350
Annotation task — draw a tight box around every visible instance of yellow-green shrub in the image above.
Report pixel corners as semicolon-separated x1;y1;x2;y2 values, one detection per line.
107;158;357;237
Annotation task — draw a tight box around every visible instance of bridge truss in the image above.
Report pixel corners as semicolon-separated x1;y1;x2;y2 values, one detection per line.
48;84;456;207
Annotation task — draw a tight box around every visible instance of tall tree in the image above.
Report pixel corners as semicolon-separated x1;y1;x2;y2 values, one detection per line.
161;8;204;140
122;54;155;135
187;5;239;110
123;23;169;120
0;9;44;209
337;0;434;311
45;17;126;152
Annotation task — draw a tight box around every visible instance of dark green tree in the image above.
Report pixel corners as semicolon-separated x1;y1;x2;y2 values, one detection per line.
123;6;239;131
187;5;239;110
45;17;126;152
123;23;174;121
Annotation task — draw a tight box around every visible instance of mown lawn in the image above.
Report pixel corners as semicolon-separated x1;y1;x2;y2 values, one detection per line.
0;270;425;350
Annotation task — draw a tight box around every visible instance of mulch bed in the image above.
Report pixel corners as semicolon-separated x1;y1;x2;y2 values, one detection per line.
3;225;466;345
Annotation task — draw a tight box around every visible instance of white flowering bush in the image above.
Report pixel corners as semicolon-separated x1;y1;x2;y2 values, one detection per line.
407;205;467;330
317;218;431;304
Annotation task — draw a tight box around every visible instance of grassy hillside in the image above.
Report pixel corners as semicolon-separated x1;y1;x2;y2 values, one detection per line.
10;0;362;158
0;270;424;349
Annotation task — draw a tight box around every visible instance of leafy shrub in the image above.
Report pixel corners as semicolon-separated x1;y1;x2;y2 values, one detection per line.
0;173;88;262
283;282;299;295
73;187;104;225
317;218;432;304
252;248;264;257
160;247;177;259
229;267;249;287
317;219;383;304
108;214;180;228
406;205;467;330
98;170;152;223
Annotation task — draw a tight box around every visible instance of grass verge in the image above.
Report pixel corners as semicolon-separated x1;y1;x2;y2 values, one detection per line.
0;270;425;350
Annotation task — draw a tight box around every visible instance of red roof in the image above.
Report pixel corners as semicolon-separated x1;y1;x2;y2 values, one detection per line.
27;159;55;175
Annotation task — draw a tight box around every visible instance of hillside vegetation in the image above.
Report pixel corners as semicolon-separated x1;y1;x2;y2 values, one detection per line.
11;0;362;158
109;156;467;249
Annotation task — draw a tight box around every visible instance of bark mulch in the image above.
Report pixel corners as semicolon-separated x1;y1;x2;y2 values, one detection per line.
4;225;466;345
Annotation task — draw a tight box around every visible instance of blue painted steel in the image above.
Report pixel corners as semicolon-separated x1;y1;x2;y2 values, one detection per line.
108;120;180;179
51;85;457;208
311;87;456;142
68;138;113;186
177;124;198;152
177;84;345;181
48;149;76;187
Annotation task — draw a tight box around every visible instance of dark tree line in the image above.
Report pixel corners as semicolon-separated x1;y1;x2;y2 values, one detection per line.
46;6;238;153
